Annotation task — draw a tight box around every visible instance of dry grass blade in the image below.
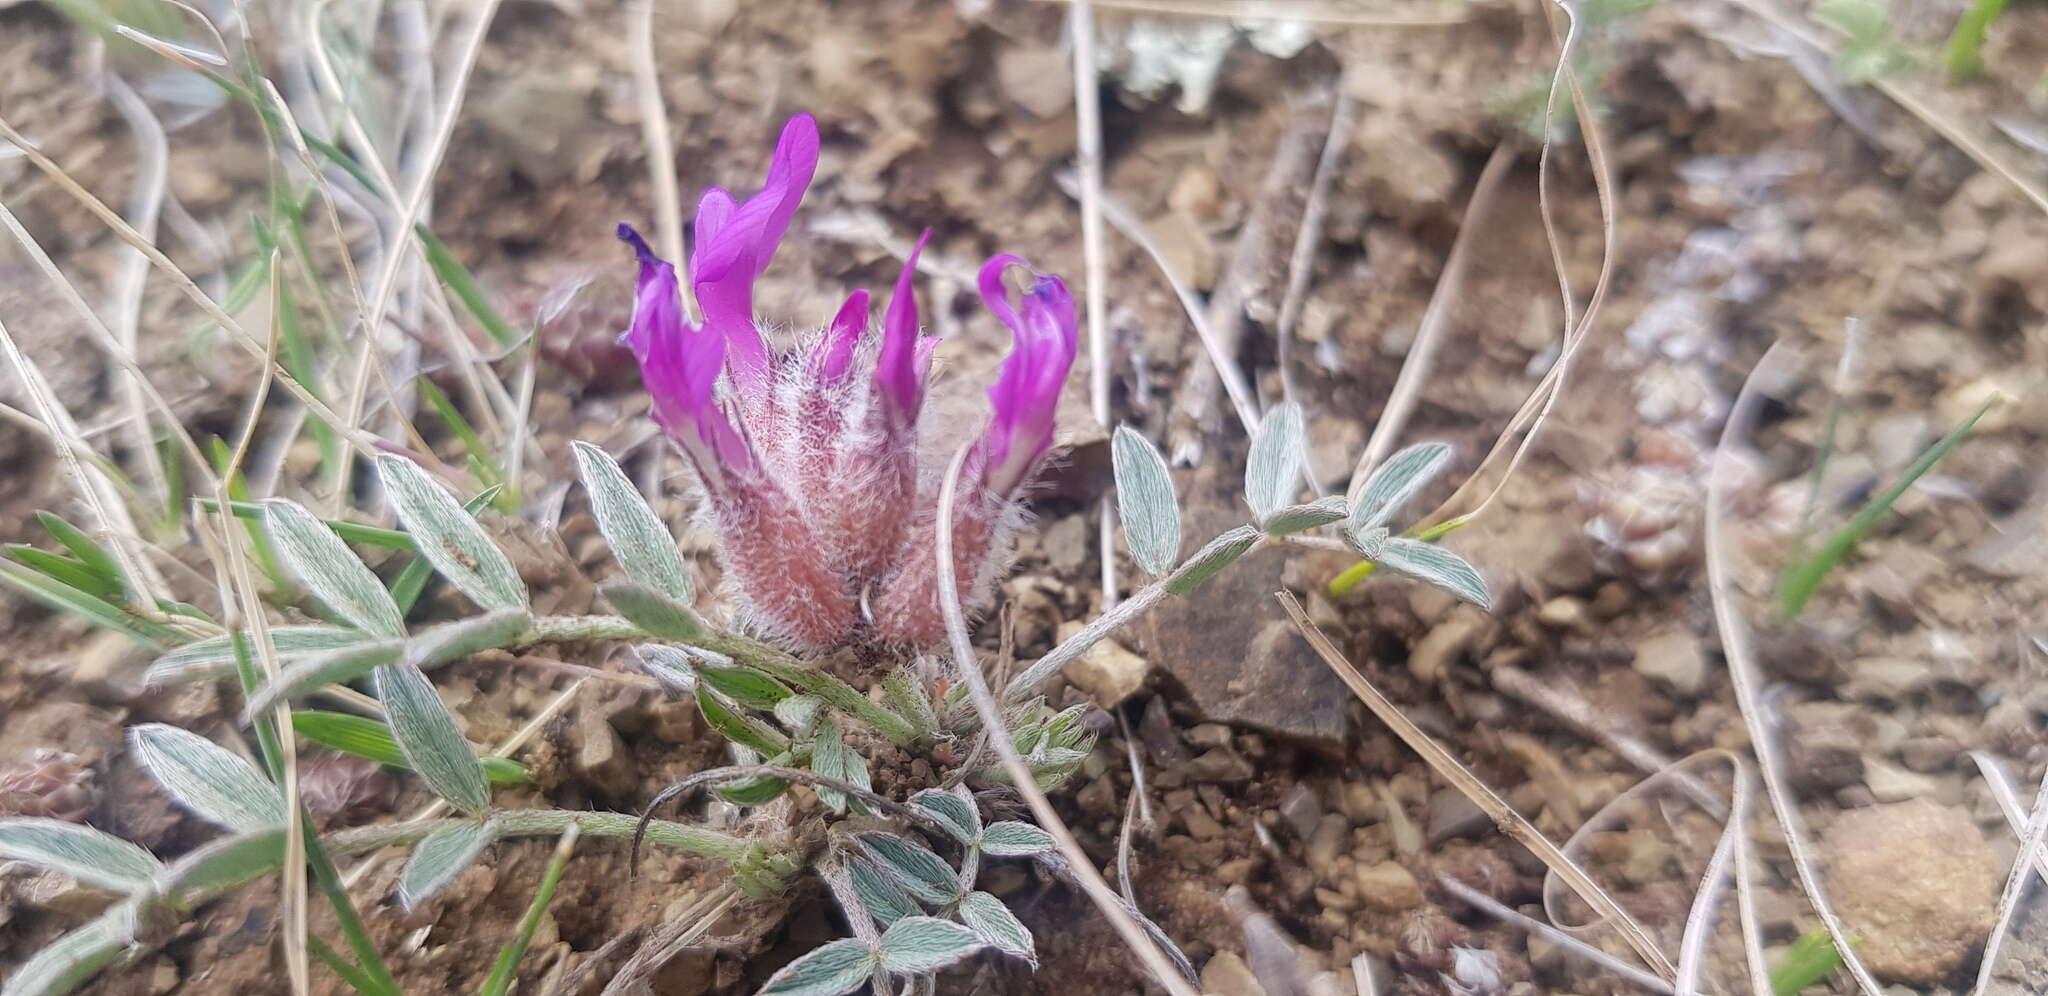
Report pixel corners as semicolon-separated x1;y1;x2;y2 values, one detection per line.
0;114;377;455
1417;0;1617;531
0;199;210;478
628;0;688;309
1345;142;1514;500
1054;172;1259;438
1028;0;1471;25
1277;590;1675;978
1705;343;1882;995
600;885;740;995
0;310;166;608
1437;877;1674;994
1169;106;1316;462
1972;765;2048;993
1966;750;2048;892
103;75;173;512
212;251;310;994
1273;87;1354;439
935;442;1201;996
1069;0;1122;607
357;0;506;361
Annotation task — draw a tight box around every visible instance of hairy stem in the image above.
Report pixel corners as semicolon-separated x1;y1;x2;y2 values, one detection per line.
330;809;758;863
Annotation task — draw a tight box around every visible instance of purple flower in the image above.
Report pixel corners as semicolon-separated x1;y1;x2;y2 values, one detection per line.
620;114;1077;650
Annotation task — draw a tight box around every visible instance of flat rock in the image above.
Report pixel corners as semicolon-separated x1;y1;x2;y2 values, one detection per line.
1631;628;1707;695
1142;472;1350;755
1823;799;1999;985
1057;621;1149;707
1200;951;1269;996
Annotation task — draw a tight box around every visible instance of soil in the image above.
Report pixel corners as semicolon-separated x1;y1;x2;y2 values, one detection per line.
3;0;2048;993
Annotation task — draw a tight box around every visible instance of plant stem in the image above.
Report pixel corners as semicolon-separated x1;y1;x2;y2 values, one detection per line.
1004;580;1171;700
331;809;757;864
744;652;919;747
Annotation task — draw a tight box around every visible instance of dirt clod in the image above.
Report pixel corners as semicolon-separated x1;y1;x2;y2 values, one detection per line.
1823;798;2001;985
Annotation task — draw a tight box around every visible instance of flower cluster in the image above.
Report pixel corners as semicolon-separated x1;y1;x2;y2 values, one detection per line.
620;114;1077;650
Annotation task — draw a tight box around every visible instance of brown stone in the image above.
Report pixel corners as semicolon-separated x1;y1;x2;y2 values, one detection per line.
1822;799;1999;985
1142;471;1349;754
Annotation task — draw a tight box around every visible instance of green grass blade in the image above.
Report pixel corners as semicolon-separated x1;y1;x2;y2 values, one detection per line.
291;710;527;785
1777;395;1997;619
196;499;416;550
206;437;293;595
1944;0;2010;78
272;266;340;480
478;826;579;996
416;378;507;494
415;225;518;348
33;511;125;588
307;936;381;995
5;547;122;602
0;560;179;647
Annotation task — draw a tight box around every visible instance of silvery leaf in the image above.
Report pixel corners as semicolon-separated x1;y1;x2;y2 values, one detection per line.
634;644;698;692
0;820;161;893
263;499;404;637
375;662;489;814
571;441;693;602
130;724;284;833
1165;525;1259;595
1244;401;1306;521
909;788;979;844
1260;495;1347;536
1349;442;1452;532
240;639;403;724
0;903;137;996
809;719;871;815
145;626;367;687
857;833;959;905
773;694;824;731
398;819;498;909
155;827;286;898
957;891;1036;967
600;580;702;641
1111;426;1180;576
876;916;983;975
849;856;923;928
757;937;875;996
1373;537;1491;609
376;455;527;611
977;821;1055;857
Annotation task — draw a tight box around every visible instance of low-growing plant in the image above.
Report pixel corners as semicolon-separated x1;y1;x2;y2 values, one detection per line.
0;115;1488;995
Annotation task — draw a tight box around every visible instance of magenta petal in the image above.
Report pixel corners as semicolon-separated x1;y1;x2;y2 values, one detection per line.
875;228;932;414
618;223;750;479
976;253;1027;332
692;188;736;267
975;257;1078;495
690;115;821;387
811;289;870;382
